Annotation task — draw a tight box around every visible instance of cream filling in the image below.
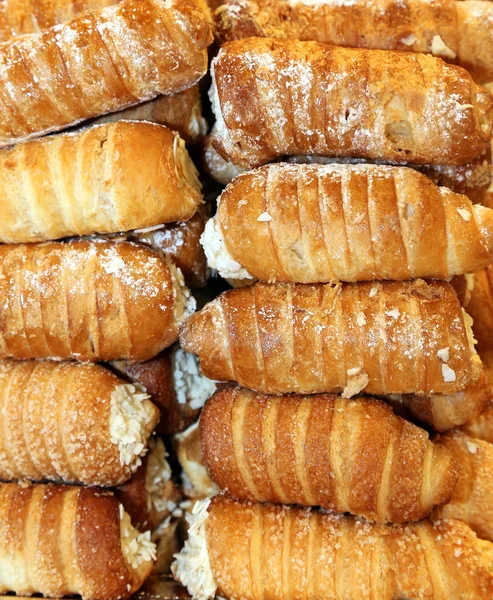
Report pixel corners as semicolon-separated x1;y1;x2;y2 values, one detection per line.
208;61;229;144
110;384;155;468
201;217;254;280
119;504;157;570
173;133;202;193
166;257;197;326
145;437;173;514
462;308;482;375
172;499;217;600
172;347;217;410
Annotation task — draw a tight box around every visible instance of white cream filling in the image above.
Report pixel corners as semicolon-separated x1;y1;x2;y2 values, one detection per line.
208;61;229;144
172;499;217;600
145;437;173;514
119;504;157;570
201;217;254;280
110;384;155;467
166;257;197;326
171;347;217;410
462;308;478;357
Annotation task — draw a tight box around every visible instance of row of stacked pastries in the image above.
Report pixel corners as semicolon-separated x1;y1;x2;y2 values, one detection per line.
177;2;493;600
0;0;492;599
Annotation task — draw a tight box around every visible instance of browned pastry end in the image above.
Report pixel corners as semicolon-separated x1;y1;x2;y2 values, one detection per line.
200;387;458;522
180;280;479;396
0;0;212;146
92;85;208;144
115;438;182;531
434;431;493;543
0;359;159;486
0;241;196;361
133;205;209;289
0;122;202;244
173;496;493;600
210;38;493;168
467;265;493;353
460;350;493;442
206;163;493;283
0;483;155;599
392;369;492;432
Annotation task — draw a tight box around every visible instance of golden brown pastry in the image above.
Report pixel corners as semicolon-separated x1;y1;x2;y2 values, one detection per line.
133;205;209;289
0;359;159;486
175;422;220;500
467;265;493;353
0;482;155;599
210;38;493;169
204;163;493;283
112;347;216;436
0;0;118;40
215;0;493;85
180;280;480;396
434;431;493;542
173;496;493;600
0;122;202;244
390;369;492;432
460;350;493;442
0;0;212;147
115;438;182;531
200;386;458;522
0;241;196;361
92;85;208;145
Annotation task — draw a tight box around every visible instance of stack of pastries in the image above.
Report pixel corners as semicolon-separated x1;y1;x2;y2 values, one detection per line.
0;0;219;598
171;1;493;599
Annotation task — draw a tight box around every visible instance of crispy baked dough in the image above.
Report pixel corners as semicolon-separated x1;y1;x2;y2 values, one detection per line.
180;280;478;395
201;386;458;522
210;38;493;168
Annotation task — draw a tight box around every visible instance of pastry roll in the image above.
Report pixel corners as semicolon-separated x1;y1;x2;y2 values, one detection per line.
215;0;493;85
175;422;220;500
200;386;458;522
0;122;202;244
0;482;155;599
390;369;492;432
0;0;212;147
180;280;480;396
0;241;196;361
112;347;216;436
0;359;159;486
467;265;493;353
203;163;493;283
92;85;208;145
173;496;493;600
115;438;182;531
433;432;493;543
210;38;493;168
0;0;117;40
133;205;209;289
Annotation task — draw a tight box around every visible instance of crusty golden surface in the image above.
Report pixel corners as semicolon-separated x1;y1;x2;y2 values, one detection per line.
0;241;181;361
434;432;493;543
0;122;202;243
214;163;493;282
215;0;493;84
201;387;458;522
0;483;154;599
0;0;212;146
461;351;493;442
468;266;493;353
181;280;477;395
0;360;159;486
210;38;493;168
204;496;493;600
